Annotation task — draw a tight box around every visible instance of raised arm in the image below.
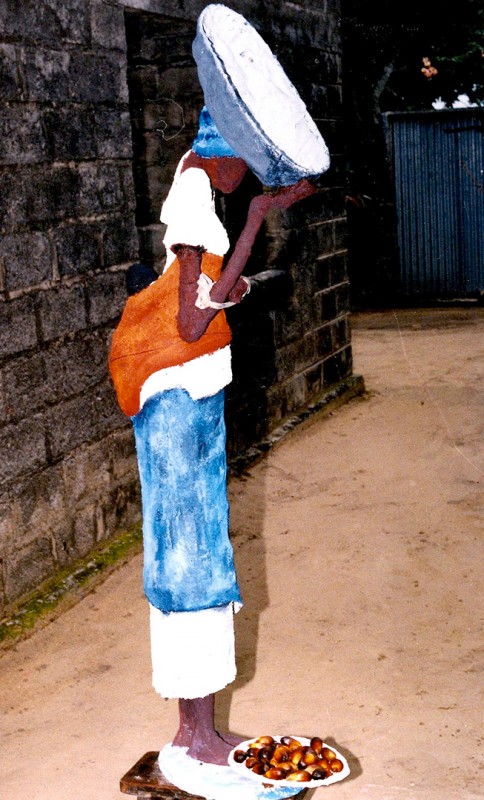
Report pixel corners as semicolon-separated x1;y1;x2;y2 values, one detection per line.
176;179;315;342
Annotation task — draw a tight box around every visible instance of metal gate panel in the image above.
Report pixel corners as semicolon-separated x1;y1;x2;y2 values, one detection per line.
387;109;484;299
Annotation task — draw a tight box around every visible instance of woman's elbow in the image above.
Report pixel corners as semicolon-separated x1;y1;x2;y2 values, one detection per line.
177;319;203;343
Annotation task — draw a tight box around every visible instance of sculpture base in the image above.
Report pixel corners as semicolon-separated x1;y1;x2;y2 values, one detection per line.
120;752;205;799
120;751;305;800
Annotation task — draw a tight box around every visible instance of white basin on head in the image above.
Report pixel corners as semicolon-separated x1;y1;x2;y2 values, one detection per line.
192;4;330;186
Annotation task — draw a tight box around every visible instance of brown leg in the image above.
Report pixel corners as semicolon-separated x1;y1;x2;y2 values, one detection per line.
172;698;196;748
172;693;241;765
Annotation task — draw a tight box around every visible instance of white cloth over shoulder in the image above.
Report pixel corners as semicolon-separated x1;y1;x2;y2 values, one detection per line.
158;745;304;800
161;151;230;271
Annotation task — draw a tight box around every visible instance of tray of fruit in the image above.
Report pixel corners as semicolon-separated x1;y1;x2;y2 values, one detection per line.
228;735;350;787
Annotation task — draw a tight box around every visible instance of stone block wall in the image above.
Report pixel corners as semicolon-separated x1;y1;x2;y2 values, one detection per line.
0;0;139;613
0;0;353;616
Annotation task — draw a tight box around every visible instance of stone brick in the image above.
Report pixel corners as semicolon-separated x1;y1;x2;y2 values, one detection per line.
102;216;139;268
41;332;109;403
4;536;54;604
54;222;101;277
46;378;124;459
0;296;37;357
0;105;48;165
42;106;97;162
119;163;137;210
78;162;125;216
305;361;323;397
0;416;47;483
94;109;133;160
37;284;87;342
108;428;137;481
0;170;14;231
7;165;82;226
298;188;346;227
315;256;331;291
23;47;71;102
270;5;336;50
335;281;351;314
87;271;128;326
103;480;141;539
91;1;127;51
0;489;16;551
282;374;306;417
334;218;348;251
62;439;111;507
1;231;52;292
0;44;22;102
323;345;352;387
1;0;90;46
72;504;97;557
68;50;129;103
319;286;337;321
1;351;45;422
332;316;349;350
51;525;77;567
330;253;348;286
316;322;333;358
275;335;318;383
125;8;192;67
0;372;6;424
12;466;65;543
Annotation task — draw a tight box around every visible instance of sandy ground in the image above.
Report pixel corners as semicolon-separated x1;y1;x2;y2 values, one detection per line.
0;308;482;800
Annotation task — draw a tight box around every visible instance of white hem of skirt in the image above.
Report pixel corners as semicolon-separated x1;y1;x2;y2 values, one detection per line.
149;602;237;699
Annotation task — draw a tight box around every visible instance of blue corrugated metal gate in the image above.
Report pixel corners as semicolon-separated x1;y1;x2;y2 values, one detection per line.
386;109;484;299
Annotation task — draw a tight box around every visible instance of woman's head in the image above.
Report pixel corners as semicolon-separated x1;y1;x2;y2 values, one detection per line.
191;107;248;192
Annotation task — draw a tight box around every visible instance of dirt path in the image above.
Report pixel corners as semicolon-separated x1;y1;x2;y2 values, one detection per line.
0;308;482;800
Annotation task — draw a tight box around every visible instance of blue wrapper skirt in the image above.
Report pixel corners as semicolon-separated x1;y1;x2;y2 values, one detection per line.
132;388;242;614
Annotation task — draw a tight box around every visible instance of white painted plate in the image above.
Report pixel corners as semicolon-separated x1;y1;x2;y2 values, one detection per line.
228;736;350;788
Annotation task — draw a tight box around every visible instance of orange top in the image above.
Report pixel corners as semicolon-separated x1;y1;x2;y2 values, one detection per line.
109;253;232;417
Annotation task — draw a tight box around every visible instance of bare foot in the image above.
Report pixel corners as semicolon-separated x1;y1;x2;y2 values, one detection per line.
219;731;244;748
187;730;233;765
172;727;192;748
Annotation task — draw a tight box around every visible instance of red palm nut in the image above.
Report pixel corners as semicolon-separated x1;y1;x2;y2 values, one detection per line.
329;758;344;773
287;770;312;782
310;768;329;780
322;747;336;761
310;737;323;755
288;739;303;752
272;745;290;763
255;736;275;746
291;747;307;766
280;736;297;747
277;763;295;774
264;768;287;780
300;751;317;766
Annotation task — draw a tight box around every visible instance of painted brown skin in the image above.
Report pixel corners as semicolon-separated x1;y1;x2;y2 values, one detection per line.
175;151;316;344
171;153;315;765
